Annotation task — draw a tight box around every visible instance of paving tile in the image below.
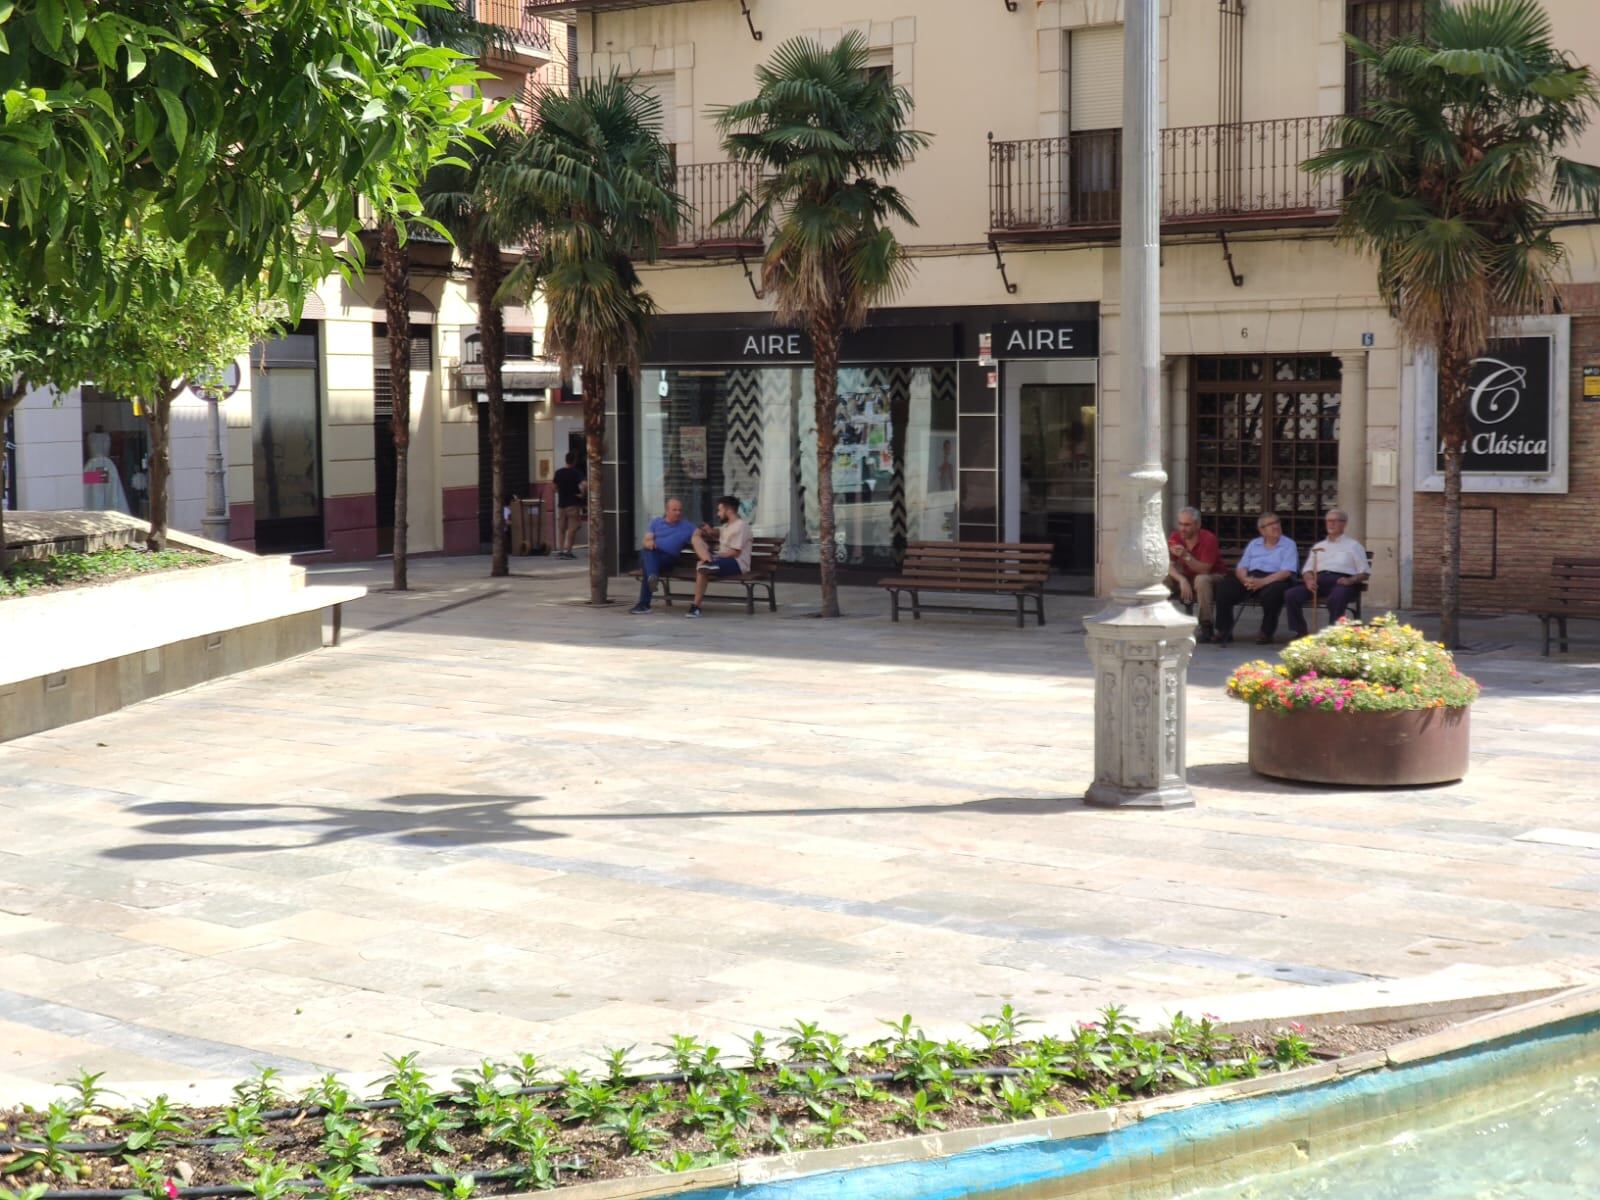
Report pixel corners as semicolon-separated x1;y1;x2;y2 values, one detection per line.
1;558;1599;1093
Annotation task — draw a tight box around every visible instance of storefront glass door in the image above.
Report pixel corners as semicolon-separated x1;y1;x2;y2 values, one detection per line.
1018;382;1097;579
250;325;323;553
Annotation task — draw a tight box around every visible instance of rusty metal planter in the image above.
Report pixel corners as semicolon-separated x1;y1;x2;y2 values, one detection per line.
1248;705;1471;786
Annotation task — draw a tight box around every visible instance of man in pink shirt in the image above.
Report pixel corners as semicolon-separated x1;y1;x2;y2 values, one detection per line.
1167;506;1226;643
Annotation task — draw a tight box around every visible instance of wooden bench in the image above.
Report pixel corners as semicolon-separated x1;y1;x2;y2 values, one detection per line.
1181;546;1370;624
631;535;786;614
1538;557;1600;655
879;541;1051;628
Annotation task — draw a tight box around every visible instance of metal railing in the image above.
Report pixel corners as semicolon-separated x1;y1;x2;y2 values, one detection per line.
989;115;1342;236
466;0;556;52
665;161;768;251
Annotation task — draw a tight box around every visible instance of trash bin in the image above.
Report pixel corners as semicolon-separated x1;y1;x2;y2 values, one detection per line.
512;497;544;555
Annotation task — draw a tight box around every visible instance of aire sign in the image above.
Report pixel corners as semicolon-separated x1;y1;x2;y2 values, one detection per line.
990;320;1100;359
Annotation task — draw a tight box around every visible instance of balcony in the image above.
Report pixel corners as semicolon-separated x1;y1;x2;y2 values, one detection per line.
466;0;559;65
989;115;1341;241
661;162;767;258
524;0;702;14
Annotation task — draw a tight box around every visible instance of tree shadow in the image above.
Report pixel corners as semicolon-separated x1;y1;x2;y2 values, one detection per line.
100;793;561;862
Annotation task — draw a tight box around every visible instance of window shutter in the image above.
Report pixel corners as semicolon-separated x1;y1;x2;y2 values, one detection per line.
639;73;678;144
1069;25;1124;132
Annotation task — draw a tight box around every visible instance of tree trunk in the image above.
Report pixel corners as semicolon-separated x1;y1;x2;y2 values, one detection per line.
0;389;19;574
143;388;181;552
583;361;609;605
381;220;412;592
472;239;508;578
1438;350;1468;649
812;317;842;618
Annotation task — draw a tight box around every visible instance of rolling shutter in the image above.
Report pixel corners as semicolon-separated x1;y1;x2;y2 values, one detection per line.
1069;25;1124;132
639;72;678;144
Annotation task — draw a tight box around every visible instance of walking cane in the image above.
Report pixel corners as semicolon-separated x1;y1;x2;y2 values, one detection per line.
1308;546;1322;636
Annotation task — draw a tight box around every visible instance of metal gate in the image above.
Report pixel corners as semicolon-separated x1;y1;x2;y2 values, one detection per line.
1190;355;1342;553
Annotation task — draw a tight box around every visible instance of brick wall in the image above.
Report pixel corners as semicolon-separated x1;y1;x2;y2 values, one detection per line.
1412;304;1600;613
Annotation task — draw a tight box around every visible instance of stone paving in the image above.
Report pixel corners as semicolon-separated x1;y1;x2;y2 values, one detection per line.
3;555;1600;1100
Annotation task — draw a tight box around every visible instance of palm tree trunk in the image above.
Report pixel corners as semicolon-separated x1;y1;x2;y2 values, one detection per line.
1438;351;1468;649
472;239;509;578
583;361;608;605
812;319;842;618
143;387;181;552
381;220;412;592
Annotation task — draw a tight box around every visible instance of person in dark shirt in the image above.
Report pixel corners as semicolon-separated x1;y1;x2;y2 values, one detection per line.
553;451;585;559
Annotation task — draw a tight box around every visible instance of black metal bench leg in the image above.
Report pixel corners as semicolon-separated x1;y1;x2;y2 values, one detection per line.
1541;615;1551;657
1016;595;1024;629
890;589;900;622
745;584;755;616
1561;616;1570;653
1036;591;1046;627
767;581;777;612
911;590;921;620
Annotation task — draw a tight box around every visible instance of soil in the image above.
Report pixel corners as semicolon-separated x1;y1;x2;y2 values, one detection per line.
0;1014;1460;1198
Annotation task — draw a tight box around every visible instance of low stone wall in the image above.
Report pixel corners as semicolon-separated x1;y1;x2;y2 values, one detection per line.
0;609;324;742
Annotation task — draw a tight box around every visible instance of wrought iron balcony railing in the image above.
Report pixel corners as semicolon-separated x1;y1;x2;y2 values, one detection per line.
989;115;1342;239
465;0;556;53
663;161;767;256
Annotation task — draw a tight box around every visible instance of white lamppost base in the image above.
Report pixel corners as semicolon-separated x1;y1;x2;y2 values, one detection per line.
1083;586;1197;809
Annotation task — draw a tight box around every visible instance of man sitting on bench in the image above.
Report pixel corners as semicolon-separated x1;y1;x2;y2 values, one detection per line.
630;497;705;615
687;496;751;619
1285;508;1370;637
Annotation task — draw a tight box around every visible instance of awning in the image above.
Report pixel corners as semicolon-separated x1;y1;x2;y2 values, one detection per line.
457;362;561;390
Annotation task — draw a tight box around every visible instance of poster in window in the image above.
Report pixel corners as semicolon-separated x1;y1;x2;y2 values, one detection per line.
680;426;707;480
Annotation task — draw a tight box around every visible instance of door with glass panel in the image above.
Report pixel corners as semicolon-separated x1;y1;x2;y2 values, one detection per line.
250;324;324;553
1018;383;1097;578
1190;355;1341;554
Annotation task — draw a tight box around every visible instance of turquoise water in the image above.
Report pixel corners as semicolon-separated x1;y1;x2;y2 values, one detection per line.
1175;1069;1600;1199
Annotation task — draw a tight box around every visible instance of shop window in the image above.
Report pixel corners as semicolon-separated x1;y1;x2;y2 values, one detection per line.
635;364;959;569
79;385;149;519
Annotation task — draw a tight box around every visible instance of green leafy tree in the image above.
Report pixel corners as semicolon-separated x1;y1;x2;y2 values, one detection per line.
715;32;929;617
0;0;487;306
22;230;279;552
1306;0;1600;645
378;7;507;591
424;123;528;580
502;73;682;604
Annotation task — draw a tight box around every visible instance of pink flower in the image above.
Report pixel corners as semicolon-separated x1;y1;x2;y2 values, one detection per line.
165;1181;179;1200
1202;1012;1220;1021
1289;1022;1305;1034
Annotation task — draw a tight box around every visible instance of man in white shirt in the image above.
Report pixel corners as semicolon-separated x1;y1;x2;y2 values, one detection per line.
1285;509;1370;636
687;495;753;618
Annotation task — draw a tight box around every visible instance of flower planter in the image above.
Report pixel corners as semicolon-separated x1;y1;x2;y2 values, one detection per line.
1249;704;1471;786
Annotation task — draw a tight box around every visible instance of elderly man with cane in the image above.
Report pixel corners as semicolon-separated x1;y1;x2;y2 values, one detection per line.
1285;509;1370;637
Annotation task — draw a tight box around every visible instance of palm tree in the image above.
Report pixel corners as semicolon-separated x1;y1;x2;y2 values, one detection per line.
715;33;929;617
424;123;528;580
499;72;681;604
1306;0;1600;646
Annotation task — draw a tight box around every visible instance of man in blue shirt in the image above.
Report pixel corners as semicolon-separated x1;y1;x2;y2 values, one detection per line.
1212;511;1299;645
630;497;706;614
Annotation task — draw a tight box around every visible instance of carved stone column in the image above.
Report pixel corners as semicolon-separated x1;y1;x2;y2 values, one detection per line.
1336;351;1368;537
1084;0;1195;810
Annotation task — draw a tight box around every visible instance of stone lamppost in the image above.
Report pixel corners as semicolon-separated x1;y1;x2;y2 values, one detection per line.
196;361;241;545
1083;0;1196;810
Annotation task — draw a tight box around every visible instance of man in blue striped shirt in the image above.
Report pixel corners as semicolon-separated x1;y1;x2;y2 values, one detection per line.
1212;512;1299;646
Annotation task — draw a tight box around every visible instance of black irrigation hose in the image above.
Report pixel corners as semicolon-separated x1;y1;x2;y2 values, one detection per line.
2;1067;1028;1159
34;1163;589;1200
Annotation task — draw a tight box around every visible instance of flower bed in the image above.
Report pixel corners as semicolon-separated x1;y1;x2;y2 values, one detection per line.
1226;615;1478;714
0;1008;1449;1199
1228;616;1477;785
